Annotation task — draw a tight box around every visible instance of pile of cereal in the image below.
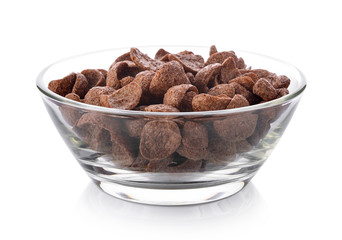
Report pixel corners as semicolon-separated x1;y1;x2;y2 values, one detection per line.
48;46;290;112
47;46;291;172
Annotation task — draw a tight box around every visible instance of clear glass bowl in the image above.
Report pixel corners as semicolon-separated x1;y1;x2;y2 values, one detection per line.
36;46;306;205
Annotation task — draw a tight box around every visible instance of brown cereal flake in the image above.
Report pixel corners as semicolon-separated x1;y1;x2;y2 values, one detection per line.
176;145;207;161
140;120;182;161
192;63;221;93
192;94;231;111
236;57;247;69
250;69;279;86
133;71;155;93
125;119;146;138
204;137;236;165
277;88;289;97
229;76;255;91
213;113;258;141
75;114;113;152
145;104;180;112
176;121;209;160
205;51;238;66
84;86;115;106
132;70;155;104
65;93;81;102
209;45;218;56
168;53;205;74
106;60;140;89
130;47;164;71
186;72;195;84
163;84;199;110
100;82;142;110
229;82;261;105
181;121;208;149
250;69;271;78
274;75;291;89
208;84;235;98
253;78;278;101
242;72;259;83
220;57;240;83
111;131;138;167
149;61;190;96
155;48;170;60
72;73;89;98
48;73;76;96
227;94;250;109
180;90;197;112
97;69;108;79
81;69;106;87
120;76;135;87
60;93;83;126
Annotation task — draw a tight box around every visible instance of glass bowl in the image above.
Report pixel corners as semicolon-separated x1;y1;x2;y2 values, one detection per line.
36;46;306;205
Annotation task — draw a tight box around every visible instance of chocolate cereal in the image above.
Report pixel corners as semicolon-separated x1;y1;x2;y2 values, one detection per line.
48;45;292;173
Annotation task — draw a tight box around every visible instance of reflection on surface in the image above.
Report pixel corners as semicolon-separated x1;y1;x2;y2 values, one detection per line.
76;181;265;222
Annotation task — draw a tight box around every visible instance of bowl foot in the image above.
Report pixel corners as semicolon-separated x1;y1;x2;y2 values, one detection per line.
93;180;248;206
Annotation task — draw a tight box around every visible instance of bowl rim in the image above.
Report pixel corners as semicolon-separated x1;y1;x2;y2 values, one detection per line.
36;45;307;116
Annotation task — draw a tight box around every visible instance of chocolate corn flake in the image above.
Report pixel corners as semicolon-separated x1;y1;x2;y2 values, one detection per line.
213;113;258;141
205;51;238;66
48;72;76;96
65;93;81;102
106;60;140;89
176;144;207;161
84;86;115;106
130;47;163;71
192;63;221;93
61;93;83;126
229;76;255;91
220;57;240;83
140;120;182;161
229;82;261;105
72;73;89;98
144;104;180;112
168;52;205;74
100;82;142;110
192;94;231;111
154;48;170;60
275;75;291;89
208;84;235;98
227;94;249;109
209;45;218;56
81;69;106;87
149;61;189;96
163;84;198;110
253;78;278;101
120;76;135;87
205;137;236;165
181;121;208;149
111;131;138;167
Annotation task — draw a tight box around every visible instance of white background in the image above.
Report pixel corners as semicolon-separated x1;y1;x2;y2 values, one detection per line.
1;0;341;239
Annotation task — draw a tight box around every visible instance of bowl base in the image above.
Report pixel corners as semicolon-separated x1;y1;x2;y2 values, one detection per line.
93;180;248;206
